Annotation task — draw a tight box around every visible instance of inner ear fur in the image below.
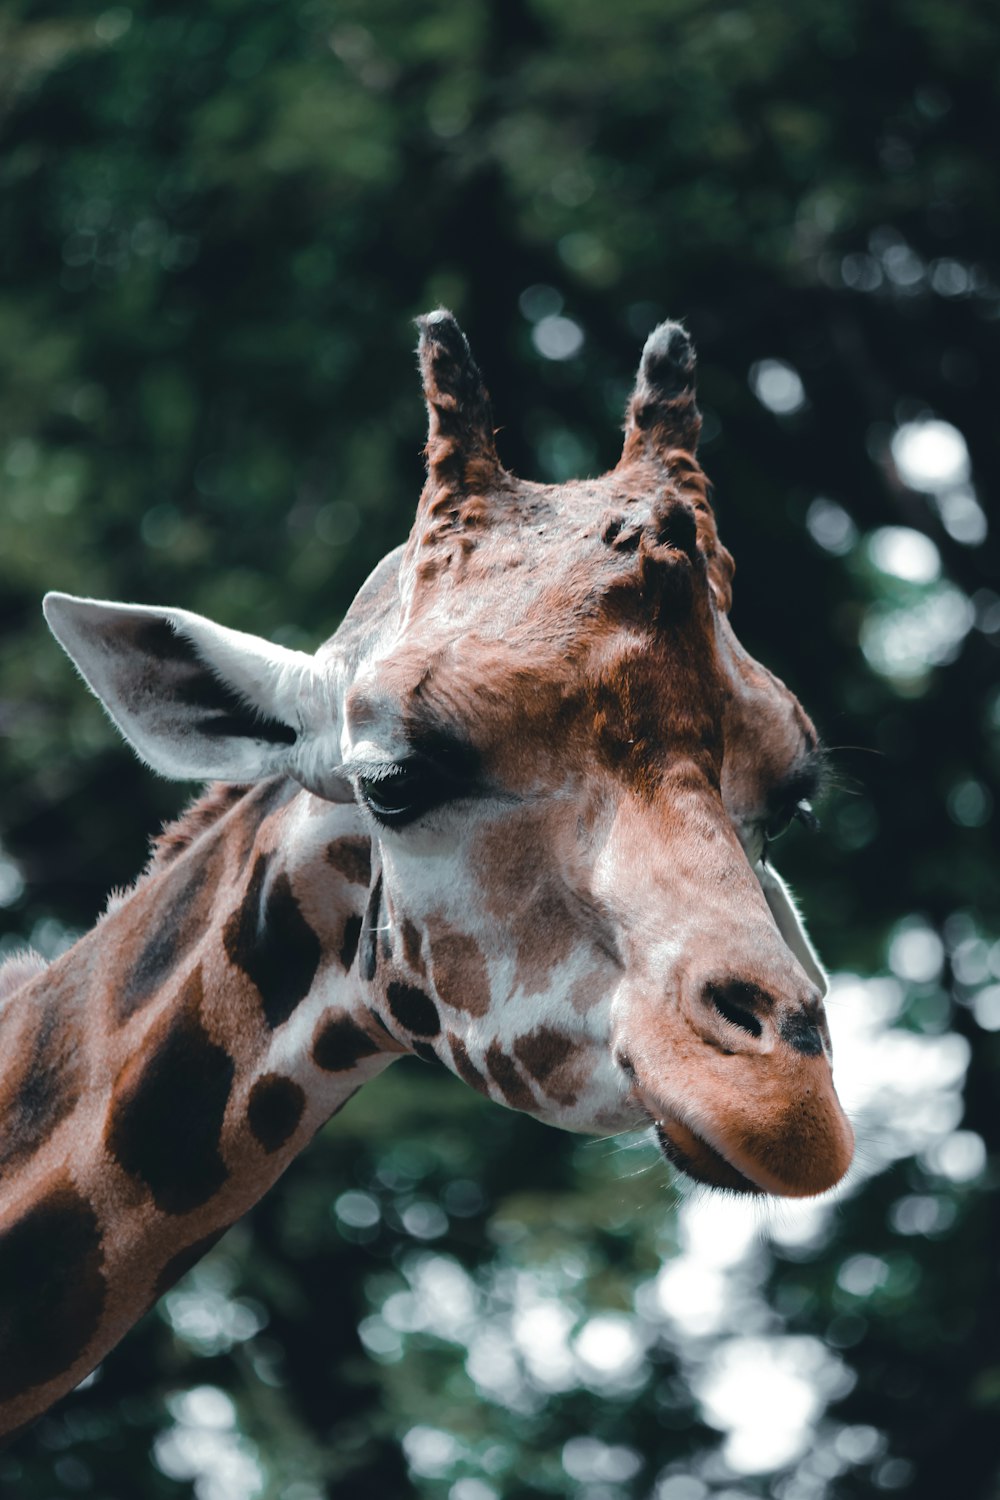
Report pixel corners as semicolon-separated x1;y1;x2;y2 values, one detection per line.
43;593;321;784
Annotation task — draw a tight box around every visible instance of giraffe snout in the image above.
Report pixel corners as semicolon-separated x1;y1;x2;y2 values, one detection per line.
618;954;853;1196
691;973;830;1061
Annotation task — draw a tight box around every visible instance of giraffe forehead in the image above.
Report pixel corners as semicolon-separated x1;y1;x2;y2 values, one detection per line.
408;457;707;554
406;484;704;628
347;438;815;826
344;473;727;771
353;607;726;797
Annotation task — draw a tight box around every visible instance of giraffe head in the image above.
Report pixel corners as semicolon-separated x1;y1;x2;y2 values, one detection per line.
44;311;853;1198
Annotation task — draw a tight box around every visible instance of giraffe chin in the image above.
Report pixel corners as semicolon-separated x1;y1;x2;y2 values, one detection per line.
651;1116;764;1196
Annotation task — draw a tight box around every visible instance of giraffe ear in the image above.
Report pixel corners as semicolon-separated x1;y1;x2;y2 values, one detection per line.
43;592;345;790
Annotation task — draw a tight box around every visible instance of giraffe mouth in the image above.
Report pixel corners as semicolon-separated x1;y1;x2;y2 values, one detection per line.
649;1111;763;1195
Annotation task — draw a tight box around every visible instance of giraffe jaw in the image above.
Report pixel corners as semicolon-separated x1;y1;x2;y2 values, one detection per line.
650;1112;763;1196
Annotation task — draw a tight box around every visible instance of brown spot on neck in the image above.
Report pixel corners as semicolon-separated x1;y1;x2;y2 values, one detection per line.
326;836;372;887
223;852;322;1029
312;1011;383;1071
0;1178;106;1402
0;964;84;1178
247;1074;306;1153
117;835;222;1024
105;967;235;1215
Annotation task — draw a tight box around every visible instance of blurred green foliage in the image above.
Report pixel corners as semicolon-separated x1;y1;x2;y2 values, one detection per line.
1;0;999;1496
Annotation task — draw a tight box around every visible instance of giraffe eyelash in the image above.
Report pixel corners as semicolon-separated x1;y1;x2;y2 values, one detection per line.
354;759;454;828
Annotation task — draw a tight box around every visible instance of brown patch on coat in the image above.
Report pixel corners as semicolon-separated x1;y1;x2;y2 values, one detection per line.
0;1178;105;1402
401;919;425;975
222;852;322;1029
485;1042;535;1111
471;814;577;997
0;966;84;1178
427;927;491;1016
247;1073;306;1153
117;835;222;1024
361;873;382;982
312;1012;381;1071
513;1026;583;1107
387;982;440;1037
105;968;234;1216
339;913;363;971
570;961;614;1014
232;778;298;869
326;836;372;887
447;1033;490;1096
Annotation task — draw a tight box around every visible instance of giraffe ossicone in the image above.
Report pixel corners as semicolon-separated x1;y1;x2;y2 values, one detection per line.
0;311;853;1437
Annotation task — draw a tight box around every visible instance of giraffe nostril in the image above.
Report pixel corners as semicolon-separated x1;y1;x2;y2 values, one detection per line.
704;981;765;1040
779;1007;826;1057
615;1050;637;1081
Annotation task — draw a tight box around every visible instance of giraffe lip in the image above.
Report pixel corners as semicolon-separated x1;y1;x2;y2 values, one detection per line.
646;1108;763;1196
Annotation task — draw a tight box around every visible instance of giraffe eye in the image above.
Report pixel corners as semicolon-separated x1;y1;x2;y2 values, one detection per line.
351;727;481;829
763;798;820;851
356;761;444;828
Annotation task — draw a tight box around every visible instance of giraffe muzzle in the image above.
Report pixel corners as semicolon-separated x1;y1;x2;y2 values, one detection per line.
631;1041;855;1198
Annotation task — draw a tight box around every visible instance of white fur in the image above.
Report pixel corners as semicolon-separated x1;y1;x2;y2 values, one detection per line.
0;949;49;1008
43;592;349;795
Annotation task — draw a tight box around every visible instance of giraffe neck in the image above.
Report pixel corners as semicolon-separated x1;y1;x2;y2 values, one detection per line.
0;778;394;1437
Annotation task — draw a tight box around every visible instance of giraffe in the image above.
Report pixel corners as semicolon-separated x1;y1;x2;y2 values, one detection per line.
0;311;853;1439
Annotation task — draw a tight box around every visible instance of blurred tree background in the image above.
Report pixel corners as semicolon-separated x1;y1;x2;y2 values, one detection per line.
1;0;999;1496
